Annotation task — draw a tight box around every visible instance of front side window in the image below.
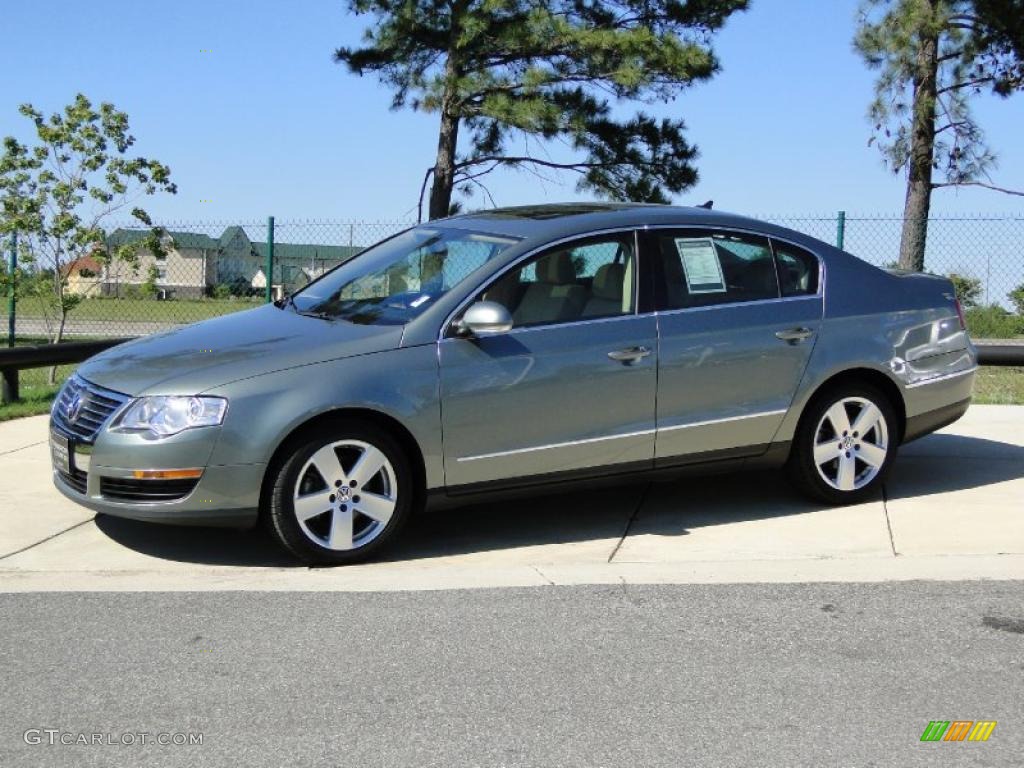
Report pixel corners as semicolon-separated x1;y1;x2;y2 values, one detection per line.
481;235;636;328
291;227;519;325
654;230;779;310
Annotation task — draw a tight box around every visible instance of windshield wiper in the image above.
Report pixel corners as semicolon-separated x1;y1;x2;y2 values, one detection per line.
296;307;338;322
277;294;335;321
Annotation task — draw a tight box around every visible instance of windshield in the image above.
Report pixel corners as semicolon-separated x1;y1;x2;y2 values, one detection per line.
289;227;520;325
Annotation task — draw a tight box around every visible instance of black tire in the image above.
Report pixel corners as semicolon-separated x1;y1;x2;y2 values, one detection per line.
265;421;414;565
787;382;898;505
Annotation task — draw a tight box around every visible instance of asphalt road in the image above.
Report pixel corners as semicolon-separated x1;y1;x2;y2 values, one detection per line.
2;581;1022;767
12;316;177;339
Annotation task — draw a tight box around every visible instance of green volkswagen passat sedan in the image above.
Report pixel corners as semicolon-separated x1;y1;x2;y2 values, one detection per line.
51;204;977;564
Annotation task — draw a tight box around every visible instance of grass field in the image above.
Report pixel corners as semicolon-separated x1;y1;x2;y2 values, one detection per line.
971;366;1024;405
0;381;62;422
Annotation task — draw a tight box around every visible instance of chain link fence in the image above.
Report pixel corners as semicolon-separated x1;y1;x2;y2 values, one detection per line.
765;214;1024;310
3;213;1023;345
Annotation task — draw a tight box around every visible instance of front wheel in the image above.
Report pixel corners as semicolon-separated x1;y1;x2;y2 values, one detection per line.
788;384;898;505
266;423;413;565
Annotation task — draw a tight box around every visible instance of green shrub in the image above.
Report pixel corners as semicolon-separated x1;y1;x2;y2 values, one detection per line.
964;304;1024;339
140;265;160;299
947;272;982;308
1009;284;1024;316
211;283;232;299
227;277;253;298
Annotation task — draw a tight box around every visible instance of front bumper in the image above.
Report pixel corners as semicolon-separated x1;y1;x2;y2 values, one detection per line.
50;420;263;528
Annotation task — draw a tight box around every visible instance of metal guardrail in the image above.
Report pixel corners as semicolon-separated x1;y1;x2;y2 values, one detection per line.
975;344;1024;366
1;338;130;369
0;337;1021;404
1;339;129;402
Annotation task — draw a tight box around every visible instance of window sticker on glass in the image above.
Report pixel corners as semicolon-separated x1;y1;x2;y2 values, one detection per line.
675;238;726;294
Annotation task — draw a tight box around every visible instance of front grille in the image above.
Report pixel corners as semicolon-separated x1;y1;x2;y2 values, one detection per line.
57;467;88;494
52;375;130;441
99;477;199;502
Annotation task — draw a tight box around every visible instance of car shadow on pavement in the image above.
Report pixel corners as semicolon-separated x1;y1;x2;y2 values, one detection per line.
94;515;297;567
92;434;1024;567
886;433;1024;499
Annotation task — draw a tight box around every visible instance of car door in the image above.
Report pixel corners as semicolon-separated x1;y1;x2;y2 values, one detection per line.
645;228;824;464
438;232;658;489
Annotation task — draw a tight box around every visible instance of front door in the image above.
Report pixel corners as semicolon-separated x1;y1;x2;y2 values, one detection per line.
645;228;824;463
439;233;658;489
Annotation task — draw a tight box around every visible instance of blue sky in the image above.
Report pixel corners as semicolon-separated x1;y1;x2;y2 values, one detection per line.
2;0;1022;222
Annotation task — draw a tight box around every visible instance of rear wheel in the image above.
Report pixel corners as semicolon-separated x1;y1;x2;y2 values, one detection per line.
788;384;897;505
266;423;413;564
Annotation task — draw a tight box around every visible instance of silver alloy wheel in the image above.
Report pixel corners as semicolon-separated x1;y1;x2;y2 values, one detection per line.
292;439;397;551
812;396;889;492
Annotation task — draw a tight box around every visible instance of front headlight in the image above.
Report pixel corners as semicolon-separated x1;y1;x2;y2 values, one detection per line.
113;396;228;437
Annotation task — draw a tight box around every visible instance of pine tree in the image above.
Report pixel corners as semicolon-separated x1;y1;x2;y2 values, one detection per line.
855;0;1023;270
336;0;748;220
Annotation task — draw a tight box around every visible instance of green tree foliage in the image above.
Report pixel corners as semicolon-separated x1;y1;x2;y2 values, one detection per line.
1009;283;1024;315
141;264;160;299
946;271;983;306
0;94;175;365
335;0;748;220
855;0;1024;271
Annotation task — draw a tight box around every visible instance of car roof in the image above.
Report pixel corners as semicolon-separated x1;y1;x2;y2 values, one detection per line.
435;202;801;244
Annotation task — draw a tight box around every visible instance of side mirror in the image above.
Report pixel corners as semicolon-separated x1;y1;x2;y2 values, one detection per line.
457;301;513;336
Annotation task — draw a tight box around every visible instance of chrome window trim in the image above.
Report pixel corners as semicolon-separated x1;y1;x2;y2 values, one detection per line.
455;408;788;463
654;293;822;319
438;227;643;341
903;365;978;389
498;311;650;337
438;310;651;344
437;222;827;340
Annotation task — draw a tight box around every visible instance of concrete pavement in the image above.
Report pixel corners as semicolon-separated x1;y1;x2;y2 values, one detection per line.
1;405;1022;591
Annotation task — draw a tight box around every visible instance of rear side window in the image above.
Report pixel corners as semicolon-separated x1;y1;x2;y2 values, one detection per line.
772;241;820;296
654;230;779;310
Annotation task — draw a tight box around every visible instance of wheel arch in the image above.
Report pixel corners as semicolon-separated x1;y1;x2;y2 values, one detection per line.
797;367;907;443
259;407;428;517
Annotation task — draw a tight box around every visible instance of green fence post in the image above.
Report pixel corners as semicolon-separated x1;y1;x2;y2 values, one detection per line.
2;231;18;403
265;216;275;303
836;210;846;250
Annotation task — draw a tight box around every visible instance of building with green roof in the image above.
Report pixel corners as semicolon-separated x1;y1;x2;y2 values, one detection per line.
100;226;362;299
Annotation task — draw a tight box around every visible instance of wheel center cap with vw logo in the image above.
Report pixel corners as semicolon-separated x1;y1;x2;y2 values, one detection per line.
66;393;86;424
337;486;352;503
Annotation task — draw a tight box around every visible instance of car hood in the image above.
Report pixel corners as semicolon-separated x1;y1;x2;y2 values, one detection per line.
77;304;406;396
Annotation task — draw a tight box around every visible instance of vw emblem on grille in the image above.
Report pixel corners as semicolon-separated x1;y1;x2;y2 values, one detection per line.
66;392;85;424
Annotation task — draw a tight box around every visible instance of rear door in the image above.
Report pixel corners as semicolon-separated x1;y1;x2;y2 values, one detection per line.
645;228;823;464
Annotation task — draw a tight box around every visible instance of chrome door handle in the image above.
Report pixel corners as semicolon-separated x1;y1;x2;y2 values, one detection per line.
775;327;815;344
607;346;652;364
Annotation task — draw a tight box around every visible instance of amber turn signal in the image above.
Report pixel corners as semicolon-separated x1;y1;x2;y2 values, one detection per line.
131;468;204;480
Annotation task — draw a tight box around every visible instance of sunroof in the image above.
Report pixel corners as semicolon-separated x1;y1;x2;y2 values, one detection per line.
463;203;642;220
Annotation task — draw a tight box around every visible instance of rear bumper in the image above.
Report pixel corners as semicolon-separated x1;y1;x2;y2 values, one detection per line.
902;397;971;444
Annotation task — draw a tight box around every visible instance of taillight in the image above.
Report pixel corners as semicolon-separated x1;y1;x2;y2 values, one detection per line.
954;298;967;331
